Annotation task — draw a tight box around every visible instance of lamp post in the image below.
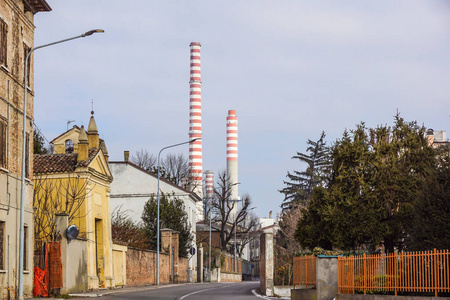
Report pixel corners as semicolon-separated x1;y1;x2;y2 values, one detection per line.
156;138;200;285
18;29;104;299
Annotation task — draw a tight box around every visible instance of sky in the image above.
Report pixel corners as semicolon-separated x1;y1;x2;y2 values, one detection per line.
33;1;450;220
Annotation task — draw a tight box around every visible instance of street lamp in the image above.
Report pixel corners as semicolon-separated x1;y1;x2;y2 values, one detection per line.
18;29;104;300
156;138;200;285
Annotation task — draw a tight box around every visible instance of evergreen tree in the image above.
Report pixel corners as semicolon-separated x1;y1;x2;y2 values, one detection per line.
141;193;193;257
33;128;48;154
280;131;330;209
294;115;436;253
407;146;450;250
369;116;434;252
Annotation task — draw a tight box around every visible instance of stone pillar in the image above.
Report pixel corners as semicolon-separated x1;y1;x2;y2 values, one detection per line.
197;245;204;282
260;227;274;296
161;229;173;254
161;229;173;283
172;231;180;283
55;214;69;294
316;256;338;300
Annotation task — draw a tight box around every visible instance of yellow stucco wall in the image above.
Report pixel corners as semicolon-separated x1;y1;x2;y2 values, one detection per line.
33;151;114;290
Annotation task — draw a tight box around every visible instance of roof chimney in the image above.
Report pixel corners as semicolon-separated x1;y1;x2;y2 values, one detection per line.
269;211;272;219
77;126;89;162
124;151;130;162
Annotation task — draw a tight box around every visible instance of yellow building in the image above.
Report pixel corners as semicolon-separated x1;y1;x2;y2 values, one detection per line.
33;113;114;290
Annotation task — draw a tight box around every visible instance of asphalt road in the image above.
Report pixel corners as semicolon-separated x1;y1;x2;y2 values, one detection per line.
98;281;261;300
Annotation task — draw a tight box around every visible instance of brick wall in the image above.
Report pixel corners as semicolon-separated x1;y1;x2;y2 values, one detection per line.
126;248;190;286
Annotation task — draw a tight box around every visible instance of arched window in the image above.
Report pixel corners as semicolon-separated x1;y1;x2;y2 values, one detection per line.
65;139;74;153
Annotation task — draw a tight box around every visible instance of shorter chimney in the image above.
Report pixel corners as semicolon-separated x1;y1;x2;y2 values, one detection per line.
269;211;272;219
77;126;89;162
124;151;130;162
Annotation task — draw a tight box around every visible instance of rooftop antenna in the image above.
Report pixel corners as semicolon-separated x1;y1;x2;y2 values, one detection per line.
91;99;94;115
67;120;76;130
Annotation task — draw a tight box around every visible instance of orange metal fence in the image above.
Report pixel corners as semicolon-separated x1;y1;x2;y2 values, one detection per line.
221;255;241;273
339;249;450;297
293;255;317;288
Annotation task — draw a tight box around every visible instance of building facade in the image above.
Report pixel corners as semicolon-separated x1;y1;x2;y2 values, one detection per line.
0;0;50;297
109;152;201;275
34;114;115;290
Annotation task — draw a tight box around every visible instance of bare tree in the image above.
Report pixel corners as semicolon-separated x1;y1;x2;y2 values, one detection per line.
161;153;189;185
275;205;303;285
211;171;259;255
235;213;260;257
33;173;92;244
111;205;150;249
131;149;156;170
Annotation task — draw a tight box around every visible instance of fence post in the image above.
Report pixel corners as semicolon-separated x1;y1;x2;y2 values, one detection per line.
305;257;308;290
434;249;438;297
394;252;398;296
363;254;367;295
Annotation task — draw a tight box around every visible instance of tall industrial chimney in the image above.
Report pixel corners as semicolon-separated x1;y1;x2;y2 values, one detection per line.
205;170;214;219
189;42;204;220
226;110;239;217
205;170;214;200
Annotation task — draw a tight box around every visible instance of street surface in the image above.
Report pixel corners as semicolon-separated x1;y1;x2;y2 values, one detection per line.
98;281;261;300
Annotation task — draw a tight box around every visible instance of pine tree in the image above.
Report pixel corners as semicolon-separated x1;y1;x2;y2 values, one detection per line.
141;193;193;257
280;131;330;209
33;128;48;154
294;115;436;252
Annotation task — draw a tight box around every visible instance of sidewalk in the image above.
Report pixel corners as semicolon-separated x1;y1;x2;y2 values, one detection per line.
25;283;193;299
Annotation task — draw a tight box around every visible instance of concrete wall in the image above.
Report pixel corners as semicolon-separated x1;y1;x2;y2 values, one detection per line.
56;214;89;294
316;256;338;300
291;256;339;300
112;243;127;287
220;272;242;283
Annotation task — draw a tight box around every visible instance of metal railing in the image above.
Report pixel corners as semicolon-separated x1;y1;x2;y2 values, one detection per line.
293;255;317;288
338;249;450;297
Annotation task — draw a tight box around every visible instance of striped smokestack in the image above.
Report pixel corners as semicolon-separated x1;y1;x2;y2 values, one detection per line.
226;110;239;216
205;170;214;200
189;42;204;220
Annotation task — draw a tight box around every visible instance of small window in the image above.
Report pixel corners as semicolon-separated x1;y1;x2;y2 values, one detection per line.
0;19;7;67
65;139;74;153
23;43;31;86
0;119;6;168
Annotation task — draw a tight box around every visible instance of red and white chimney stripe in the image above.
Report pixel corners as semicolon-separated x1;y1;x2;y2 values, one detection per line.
226;110;239;213
227;110;238;162
205;170;214;200
189;42;203;219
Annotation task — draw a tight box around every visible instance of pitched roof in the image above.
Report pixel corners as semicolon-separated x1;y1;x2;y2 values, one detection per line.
34;149;99;174
108;160;200;200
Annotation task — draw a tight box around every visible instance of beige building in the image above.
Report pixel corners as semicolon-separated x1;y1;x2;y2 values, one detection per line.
34;114;115;290
0;0;50;298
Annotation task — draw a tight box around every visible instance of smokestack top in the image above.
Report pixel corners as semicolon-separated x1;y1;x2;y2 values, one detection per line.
190;42;201;46
228;110;236;116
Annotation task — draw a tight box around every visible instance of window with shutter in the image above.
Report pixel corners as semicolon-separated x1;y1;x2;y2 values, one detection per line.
0;19;7;67
0;120;6;168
